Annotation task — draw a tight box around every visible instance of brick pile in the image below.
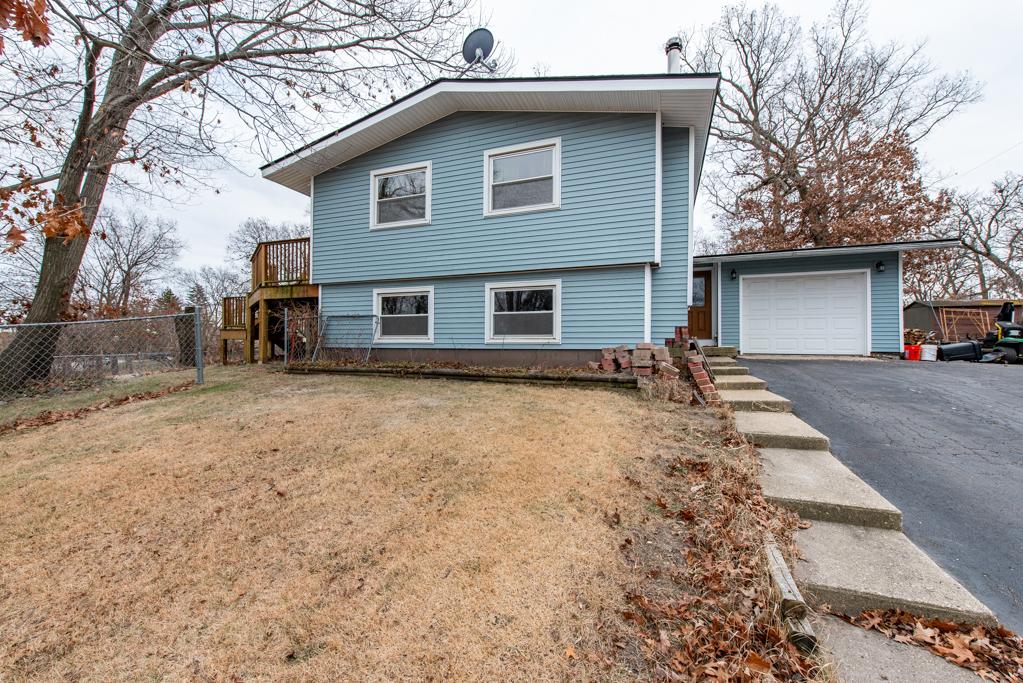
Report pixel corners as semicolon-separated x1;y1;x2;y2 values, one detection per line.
588;343;681;379
685;349;721;405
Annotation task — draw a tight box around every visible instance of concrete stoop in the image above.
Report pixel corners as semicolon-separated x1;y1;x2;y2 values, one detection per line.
759;448;902;530
703;345;738;358
795;521;996;625
734;411;830;450
717;389;792;412
713;375;768;391
706;356;738;366
711;365;749;376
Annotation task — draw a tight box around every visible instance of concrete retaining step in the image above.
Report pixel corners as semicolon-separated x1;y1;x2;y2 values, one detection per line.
795;521;996;625
759;448;902;529
712;365;749;376
706;356;738;366
734;411;829;450
718;389;792;412
703;345;738;358
714;375;768;391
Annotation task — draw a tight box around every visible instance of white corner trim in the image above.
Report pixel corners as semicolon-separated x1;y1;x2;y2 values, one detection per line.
482;137;562;218
654;111;662;265
643;264;652;343
369;161;432;230
372;285;435;343
898;251;905;343
686;126;695;307
484;279;562;344
715;262;722;345
309;176;315;282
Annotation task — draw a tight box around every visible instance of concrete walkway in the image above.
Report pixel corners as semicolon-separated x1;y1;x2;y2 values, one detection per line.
709;348;998;679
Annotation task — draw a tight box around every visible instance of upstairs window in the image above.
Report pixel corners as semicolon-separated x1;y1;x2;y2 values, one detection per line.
484;138;561;216
485;280;561;343
374;287;433;342
370;162;431;229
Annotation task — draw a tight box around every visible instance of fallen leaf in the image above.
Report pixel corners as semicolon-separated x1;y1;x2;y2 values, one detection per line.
744;651;772;674
565;645;576;660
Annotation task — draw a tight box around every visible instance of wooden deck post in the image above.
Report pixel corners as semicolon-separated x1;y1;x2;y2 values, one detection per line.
258;299;269;364
244;304;254;364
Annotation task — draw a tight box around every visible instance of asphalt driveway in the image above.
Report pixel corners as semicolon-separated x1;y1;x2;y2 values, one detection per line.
744;358;1023;632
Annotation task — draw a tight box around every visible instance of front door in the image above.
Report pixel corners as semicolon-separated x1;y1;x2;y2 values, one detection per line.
689;271;712;339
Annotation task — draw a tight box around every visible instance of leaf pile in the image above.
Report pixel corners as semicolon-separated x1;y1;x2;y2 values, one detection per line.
605;408;825;680
841;609;1023;681
0;381;194;436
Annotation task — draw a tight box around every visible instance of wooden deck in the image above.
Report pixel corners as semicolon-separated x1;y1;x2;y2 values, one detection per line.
219;237;318;364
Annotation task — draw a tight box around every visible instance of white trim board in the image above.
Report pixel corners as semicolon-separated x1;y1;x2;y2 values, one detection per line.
654;112;662;264
484;279;562;345
737;269;872;356
643;264;652;343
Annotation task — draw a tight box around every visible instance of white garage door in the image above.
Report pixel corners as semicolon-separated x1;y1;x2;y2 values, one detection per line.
741;272;868;355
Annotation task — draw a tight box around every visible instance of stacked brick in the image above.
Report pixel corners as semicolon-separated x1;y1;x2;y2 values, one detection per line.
685;349;721;405
589;343;681;379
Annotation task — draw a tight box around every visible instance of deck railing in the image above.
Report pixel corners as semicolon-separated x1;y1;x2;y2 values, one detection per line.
222;296;246;329
252;237;310;290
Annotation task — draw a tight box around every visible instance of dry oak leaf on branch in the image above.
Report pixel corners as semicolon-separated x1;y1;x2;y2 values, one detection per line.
0;0;50;52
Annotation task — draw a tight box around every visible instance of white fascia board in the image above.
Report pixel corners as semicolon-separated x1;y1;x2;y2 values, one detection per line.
692;240;959;265
262;77;719;192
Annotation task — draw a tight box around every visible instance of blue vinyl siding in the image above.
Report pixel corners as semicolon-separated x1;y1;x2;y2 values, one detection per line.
311;111;656;284
716;252;902;353
651;127;690;343
320;265;646;350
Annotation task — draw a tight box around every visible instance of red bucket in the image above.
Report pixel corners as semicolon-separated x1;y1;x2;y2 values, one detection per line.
903;344;922;361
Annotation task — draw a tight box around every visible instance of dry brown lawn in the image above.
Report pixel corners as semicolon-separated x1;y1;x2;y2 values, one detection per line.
0;367;695;681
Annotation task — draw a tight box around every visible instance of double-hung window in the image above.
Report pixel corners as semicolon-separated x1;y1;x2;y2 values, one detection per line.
374;287;434;342
485;280;561;343
484;138;561;216
370;162;431;229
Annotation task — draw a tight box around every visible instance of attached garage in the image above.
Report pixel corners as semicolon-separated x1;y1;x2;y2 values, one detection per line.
741;272;869;355
691;239;960;356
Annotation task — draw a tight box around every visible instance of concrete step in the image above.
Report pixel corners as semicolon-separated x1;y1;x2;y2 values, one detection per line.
714;375;767;391
718;389;792;412
734;411;830;450
711;365;749;376
759;448;902;530
795;521;996;625
703;345;738;358
706;356;738;366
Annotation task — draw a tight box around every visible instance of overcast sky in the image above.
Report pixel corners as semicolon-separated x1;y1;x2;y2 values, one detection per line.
122;0;1023;270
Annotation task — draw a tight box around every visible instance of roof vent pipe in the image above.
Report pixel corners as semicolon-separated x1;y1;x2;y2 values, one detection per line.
665;36;682;73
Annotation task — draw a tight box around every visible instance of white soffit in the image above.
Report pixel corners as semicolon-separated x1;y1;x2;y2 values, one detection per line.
262;76;719;196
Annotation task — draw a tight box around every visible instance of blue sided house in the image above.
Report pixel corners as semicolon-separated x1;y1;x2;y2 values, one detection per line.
260;53;956;363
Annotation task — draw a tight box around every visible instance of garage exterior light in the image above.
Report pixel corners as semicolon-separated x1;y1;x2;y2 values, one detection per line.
875;260;885;273
730;269;738;280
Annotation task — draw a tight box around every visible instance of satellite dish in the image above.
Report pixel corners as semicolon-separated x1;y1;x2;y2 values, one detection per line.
460;28;497;73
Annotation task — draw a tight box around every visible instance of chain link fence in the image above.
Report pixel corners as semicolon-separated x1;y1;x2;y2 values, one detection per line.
284;313;379;366
0;311;204;397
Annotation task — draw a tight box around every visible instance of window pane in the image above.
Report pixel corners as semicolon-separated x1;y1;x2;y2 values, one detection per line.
380;315;429;337
380;294;429;315
493;312;555;336
492;178;553;211
492;148;553;183
692;277;706;306
377;195;426;224
493;289;553;313
377;170;426;200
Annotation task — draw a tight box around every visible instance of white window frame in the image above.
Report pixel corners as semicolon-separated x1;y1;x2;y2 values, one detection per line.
483;138;561;217
484;279;562;344
373;286;434;343
369;161;432;230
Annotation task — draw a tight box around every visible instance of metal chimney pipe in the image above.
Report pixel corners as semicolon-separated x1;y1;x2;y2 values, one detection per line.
665;36;682;73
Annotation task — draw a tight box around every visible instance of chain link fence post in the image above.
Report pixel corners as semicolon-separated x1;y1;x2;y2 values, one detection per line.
282;304;290;366
193;307;205;385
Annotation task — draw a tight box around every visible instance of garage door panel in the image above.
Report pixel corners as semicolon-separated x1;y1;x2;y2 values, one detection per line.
741;272;867;356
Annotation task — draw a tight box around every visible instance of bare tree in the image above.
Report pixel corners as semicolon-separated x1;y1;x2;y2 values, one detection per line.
76;211;183;315
225;217;307;267
678;0;980;250
946;174;1023;297
175;264;247;357
0;0;484;387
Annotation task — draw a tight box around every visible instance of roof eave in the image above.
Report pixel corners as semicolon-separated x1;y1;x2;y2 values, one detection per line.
692;239;960;265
